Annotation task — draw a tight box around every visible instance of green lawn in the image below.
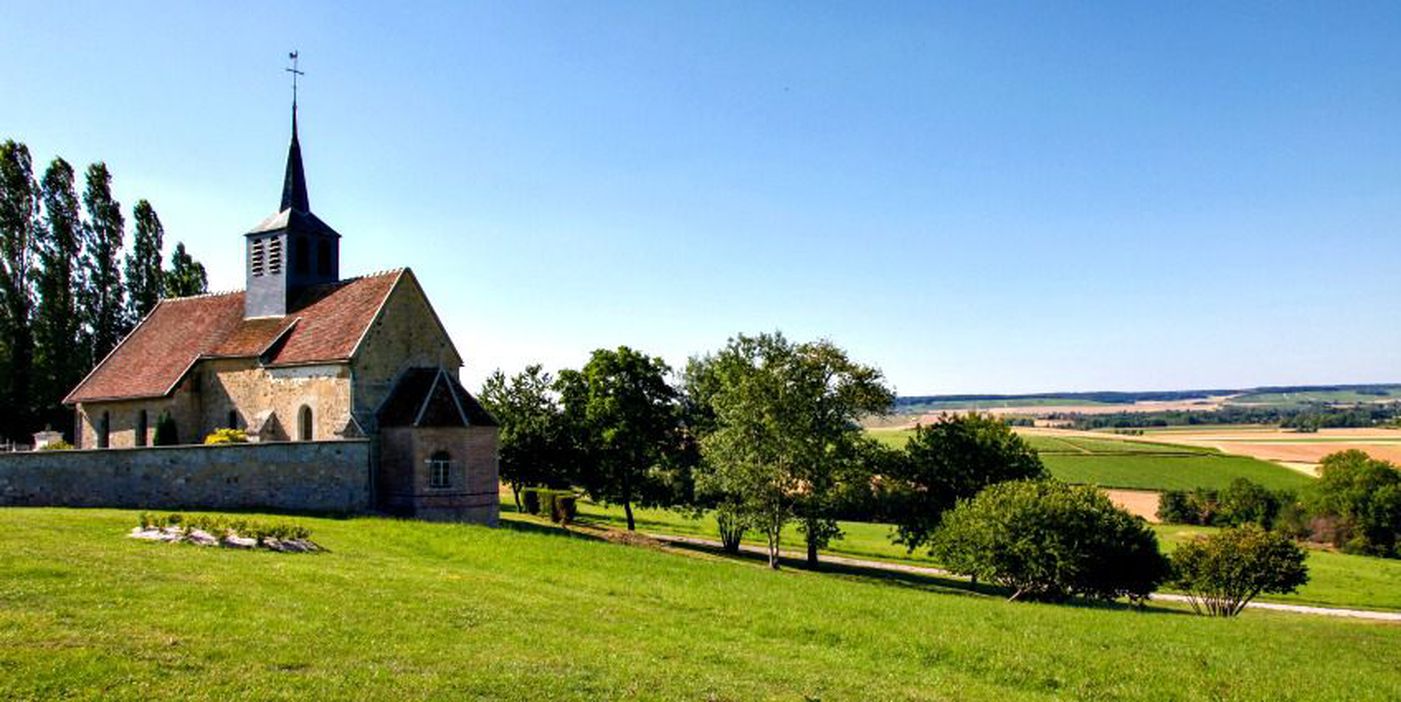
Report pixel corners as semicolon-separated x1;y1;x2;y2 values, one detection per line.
3;508;1400;701
560;496;1401;612
868;428;1313;492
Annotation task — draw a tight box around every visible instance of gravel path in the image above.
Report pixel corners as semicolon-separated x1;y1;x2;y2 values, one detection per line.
650;533;1401;622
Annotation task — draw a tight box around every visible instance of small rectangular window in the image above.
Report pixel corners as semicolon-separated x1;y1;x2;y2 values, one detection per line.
428;457;452;488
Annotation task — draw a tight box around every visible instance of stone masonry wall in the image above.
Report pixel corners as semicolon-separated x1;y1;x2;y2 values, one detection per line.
0;440;371;514
378;426;498;524
200;358;354;440
351;273;463;434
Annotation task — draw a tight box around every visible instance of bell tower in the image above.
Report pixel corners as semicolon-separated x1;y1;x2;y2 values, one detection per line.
244;52;341;319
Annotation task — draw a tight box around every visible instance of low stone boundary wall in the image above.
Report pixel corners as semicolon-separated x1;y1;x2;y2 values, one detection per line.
0;440;371;514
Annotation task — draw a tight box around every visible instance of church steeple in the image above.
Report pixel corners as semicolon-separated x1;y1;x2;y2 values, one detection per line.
244;51;342;320
280;105;310;213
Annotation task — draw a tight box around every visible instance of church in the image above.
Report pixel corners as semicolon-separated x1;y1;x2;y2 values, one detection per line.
60;104;500;524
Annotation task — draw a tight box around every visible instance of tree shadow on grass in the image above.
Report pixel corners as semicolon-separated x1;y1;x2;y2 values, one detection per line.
496;513;612;543
660;537;1187;616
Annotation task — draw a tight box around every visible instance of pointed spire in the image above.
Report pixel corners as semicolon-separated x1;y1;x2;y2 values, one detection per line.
280;102;310;212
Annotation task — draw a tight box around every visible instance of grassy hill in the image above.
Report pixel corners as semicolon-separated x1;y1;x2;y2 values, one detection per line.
3;509;1399;701
869;429;1314;492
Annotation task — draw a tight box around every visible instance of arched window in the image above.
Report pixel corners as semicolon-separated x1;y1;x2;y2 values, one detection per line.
316;239;332;276
298;405;313;441
294;236;309;275
427;450;453;489
136;410;148;447
227;410;239;430
97;412;110;449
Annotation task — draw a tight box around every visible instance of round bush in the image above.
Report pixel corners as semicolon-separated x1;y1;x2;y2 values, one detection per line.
931;480;1169;603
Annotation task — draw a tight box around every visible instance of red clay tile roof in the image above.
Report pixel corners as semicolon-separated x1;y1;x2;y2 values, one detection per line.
64;270;405;404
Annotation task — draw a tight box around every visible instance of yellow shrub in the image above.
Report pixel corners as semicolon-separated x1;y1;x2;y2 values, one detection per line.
203;428;249;445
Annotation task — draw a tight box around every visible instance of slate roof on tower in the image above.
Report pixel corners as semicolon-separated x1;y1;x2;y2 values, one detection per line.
248;105;340;239
64;269;409;404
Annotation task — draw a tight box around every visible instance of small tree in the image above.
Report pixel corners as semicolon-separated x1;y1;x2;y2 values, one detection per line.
1170;525;1309;617
480;364;570;510
890;413;1048;552
1305;450;1401;557
1217;478;1280;528
556;347;681;531
931;481;1169;603
152;412;179;446
692;332;893;569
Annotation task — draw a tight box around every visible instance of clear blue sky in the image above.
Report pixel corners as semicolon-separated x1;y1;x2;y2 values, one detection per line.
4;2;1398;395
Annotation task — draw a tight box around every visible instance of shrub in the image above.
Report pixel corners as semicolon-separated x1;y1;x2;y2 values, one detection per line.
39;439;73;451
522;488;542;515
1304;450;1401;557
152;413;180;446
538;489;559;520
551;494;577;525
931;481;1169;603
1156;490;1194;524
1170;524;1309;616
203;428;249;445
714;501;748;554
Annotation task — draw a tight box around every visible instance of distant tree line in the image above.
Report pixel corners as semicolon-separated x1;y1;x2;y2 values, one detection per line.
896;384;1401;414
1064;402;1400;431
0;139;209;441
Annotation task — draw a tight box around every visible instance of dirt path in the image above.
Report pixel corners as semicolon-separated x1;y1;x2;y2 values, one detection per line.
649;533;1401;622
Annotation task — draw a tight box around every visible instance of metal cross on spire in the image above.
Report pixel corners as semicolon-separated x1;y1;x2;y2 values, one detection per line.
286;51;304;107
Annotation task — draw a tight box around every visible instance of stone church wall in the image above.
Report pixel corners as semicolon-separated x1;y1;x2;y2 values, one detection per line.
74;376;203;449
378;426;498;524
351;274;463;433
0;440;370;514
200;358;354;440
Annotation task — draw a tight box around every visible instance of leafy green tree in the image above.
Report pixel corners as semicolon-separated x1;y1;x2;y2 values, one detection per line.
34;158;85;429
163;242;208;298
1217;478;1281;528
0;140;39;438
931;480;1169;603
80;163;127;365
1170;525;1309;616
480;364;570;510
556;346;681;531
692;332;893;568
123;199;163;320
1305;450;1401;557
889;413;1048;552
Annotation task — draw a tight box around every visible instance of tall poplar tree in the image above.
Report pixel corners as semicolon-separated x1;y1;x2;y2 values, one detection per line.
80;162;127;365
124;199;164;320
163;242;208;298
34;157;84;424
0;140;39;437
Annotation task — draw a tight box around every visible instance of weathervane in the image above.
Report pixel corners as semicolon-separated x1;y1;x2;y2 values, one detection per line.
286;51;304;107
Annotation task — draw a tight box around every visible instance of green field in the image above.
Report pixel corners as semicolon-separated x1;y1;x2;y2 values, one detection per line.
3;508;1400;701
563;497;1401;612
869;429;1314;492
